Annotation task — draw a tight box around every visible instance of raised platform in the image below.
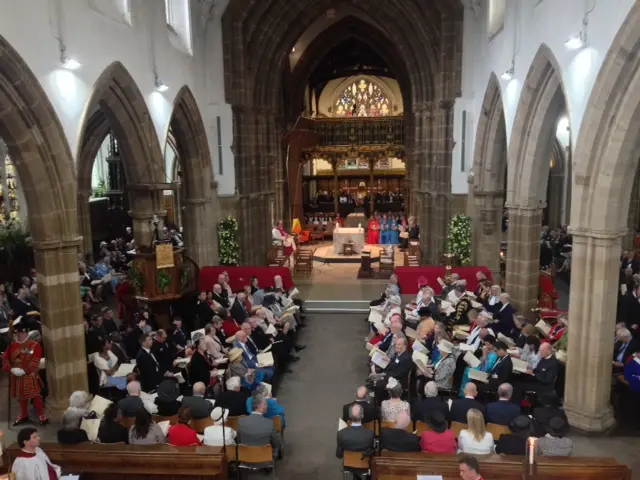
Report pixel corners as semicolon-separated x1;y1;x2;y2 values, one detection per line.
312;243;382;264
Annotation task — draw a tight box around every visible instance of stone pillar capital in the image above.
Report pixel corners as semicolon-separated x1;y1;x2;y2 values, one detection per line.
567;226;626;243
504;203;544;216
32;236;83;252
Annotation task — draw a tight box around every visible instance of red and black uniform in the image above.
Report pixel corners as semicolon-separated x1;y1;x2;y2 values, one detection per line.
2;333;47;424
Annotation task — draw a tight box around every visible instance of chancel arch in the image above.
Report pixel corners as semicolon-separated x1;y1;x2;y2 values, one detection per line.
223;1;463;264
564;1;640;433
0;33;86;418
76;61;166;257
504;44;571;313
165;85;220;267
470;72;507;281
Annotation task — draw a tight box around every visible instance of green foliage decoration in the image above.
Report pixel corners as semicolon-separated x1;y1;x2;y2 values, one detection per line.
447;214;472;265
157;269;172;294
217;216;240;266
130;266;145;294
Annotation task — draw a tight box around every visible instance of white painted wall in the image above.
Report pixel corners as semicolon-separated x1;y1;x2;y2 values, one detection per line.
453;0;635;194
0;0;235;195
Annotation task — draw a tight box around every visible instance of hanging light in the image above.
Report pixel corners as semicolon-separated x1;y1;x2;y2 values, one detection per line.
501;65;514;81
58;40;81;70
154;73;169;92
564;32;586;50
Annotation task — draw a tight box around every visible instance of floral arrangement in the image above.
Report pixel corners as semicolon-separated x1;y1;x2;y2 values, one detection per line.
447;214;472;265
130;266;145;294
218;216;240;266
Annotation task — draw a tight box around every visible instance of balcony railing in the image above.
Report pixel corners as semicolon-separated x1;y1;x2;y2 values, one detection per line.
311;116;404;147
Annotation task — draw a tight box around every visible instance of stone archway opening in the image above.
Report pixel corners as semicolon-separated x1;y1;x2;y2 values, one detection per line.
222;0;463;265
0;34;87;418
503;45;570;312
564;2;640;432
76;62;167;259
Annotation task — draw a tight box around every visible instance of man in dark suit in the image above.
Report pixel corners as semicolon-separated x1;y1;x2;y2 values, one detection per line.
237;396;282;458
495;294;517;335
135;333;165;393
484;341;513;392
152;329;173;374
450;382;486;424
196;291;214;328
413;381;450;423
513;342;559;403
212;284;230;309
101;307;118;335
342;386;378;424
215;376;251;417
486;383;521;426
117;380;146;417
181;382;214;419
336;403;375;459
617;282;640;332
381;337;412;388
109;332;130;365
230;292;248;323
379;411;420;452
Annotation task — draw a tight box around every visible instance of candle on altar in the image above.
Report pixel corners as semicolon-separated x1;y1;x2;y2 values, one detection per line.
527;437;537;465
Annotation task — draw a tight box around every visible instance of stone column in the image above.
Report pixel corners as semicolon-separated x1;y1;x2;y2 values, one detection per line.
34;237;88;421
77;190;93;259
504;205;543;313
472;191;503;281
563;229;620;432
182;192;218;267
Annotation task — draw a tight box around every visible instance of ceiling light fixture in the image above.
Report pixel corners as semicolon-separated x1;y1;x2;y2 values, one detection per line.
564;31;586;50
292;46;296;53
501;65;514;81
154;73;169;92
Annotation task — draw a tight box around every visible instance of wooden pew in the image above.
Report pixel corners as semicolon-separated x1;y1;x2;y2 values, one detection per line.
373;452;631;480
6;443;228;480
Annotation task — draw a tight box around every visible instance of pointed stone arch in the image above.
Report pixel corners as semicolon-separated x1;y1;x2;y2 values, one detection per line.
166;85;220;266
504;44;570;312
76;61;166;252
469;72;507;279
562;2;640;433
0;34;86;417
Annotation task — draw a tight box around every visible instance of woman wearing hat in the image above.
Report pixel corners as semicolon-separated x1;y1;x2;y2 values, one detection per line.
458;336;498;397
532;392;568;437
228;347;263;391
419;410;457;453
422;339;456;391
154;379;181;416
536;416;573;456
495;415;533;455
203;407;237;446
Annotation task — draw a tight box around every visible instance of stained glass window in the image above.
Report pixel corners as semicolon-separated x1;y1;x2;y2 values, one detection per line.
334;79;390;117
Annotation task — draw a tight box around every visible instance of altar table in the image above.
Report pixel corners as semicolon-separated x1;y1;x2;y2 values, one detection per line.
333;227;365;255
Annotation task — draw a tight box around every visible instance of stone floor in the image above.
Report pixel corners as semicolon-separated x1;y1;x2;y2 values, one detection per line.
1;263;638;479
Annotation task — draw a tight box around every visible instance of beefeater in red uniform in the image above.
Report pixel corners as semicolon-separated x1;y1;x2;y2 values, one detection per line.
2;316;48;425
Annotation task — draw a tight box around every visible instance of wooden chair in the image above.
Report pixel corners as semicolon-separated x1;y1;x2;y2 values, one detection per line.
486;422;511;440
414;420;432;436
0;474;16;480
235;444;275;479
342;450;371;479
450;421;467;437
362;421;376;434
152;415;179;425
190;417;214;434
225;415;242;432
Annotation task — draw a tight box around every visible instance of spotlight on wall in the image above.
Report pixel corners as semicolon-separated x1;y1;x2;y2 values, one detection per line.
154;73;169;92
291;46;296;53
565;32;586;50
58;41;82;70
501;66;514;81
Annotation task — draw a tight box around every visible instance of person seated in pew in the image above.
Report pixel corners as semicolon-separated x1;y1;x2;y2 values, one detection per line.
494;293;517;335
203;406;237;446
245;384;285;426
379;411;421;452
203;323;229;367
136;333;167;393
421;339;456;392
118;381;148;418
154;378;182;416
419;410;457;454
458;454;485;480
189;336;223;396
182;382;214;420
97;403;129;444
380;377;410;422
465;313;496;351
336;403;375;459
532;391;568;437
511;335;541;369
494;415;533;455
613;327;637;374
370;337;413;398
457;409;494;455
486;383;520;426
459;335;498;397
413;381;450;424
233;330;275;381
451;383;486;424
342;386;378;424
57;408;90;445
12;427;62;480
216;376;252;417
238;396;283;460
512;315;533;349
167;406;202;446
477;341;513;395
129;408;166;445
513;342;559;404
228;348;263;391
537;416;573;456
482;285;502;316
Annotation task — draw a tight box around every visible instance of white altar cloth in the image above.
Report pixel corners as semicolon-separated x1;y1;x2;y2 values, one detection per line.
333;227;365;255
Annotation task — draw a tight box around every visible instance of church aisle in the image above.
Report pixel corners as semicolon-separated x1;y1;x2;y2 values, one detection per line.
275;313;369;479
